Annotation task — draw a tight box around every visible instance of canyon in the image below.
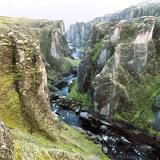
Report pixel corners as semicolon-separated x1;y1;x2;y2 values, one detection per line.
0;0;160;160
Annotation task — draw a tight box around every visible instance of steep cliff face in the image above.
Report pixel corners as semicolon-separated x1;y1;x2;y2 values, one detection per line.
0;17;107;160
66;22;91;48
0;30;60;138
78;15;160;136
78;22;114;92
66;1;160;48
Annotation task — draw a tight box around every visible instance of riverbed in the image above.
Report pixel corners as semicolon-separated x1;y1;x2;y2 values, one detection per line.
50;73;160;160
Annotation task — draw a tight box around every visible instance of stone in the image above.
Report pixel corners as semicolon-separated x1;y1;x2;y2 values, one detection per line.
17;40;24;45
7;32;14;38
75;107;80;114
100;125;108;131
102;147;108;154
0;34;5;39
79;112;89;120
0;122;13;160
102;135;108;142
97;136;103;142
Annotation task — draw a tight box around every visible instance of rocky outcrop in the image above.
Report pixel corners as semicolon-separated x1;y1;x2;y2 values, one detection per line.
78;15;160;136
0;31;61;140
66;1;160;48
0;122;13;160
0;17;72;77
91;17;156;117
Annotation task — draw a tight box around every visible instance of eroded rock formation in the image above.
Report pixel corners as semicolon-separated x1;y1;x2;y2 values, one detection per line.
78;15;160;136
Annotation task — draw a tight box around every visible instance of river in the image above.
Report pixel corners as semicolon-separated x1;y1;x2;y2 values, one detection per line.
50;48;160;160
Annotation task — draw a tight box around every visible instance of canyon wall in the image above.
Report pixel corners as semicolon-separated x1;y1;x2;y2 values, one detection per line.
66;1;160;48
78;14;160;136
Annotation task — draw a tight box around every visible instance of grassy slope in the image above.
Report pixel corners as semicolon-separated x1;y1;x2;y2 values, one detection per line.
68;80;89;107
0;65;108;160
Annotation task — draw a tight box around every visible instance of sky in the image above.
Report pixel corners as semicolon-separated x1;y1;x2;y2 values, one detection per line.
0;0;146;29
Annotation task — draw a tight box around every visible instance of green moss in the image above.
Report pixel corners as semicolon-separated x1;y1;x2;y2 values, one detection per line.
11;124;109;160
91;42;103;63
113;74;160;135
59;124;109;160
60;57;80;75
0;72;29;131
68;80;89;107
0;72;107;160
13;143;23;160
64;57;80;67
118;24;137;44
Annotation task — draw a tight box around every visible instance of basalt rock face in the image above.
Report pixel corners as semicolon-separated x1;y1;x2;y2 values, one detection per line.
0;122;13;160
66;1;160;49
78;16;160;136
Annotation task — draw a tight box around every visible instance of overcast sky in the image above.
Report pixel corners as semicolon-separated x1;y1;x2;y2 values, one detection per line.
0;0;146;29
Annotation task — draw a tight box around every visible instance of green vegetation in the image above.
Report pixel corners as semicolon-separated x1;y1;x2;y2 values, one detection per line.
0;72;30;131
113;74;160;137
64;57;81;67
12;123;108;160
0;72;108;159
68;80;89;107
91;42;103;63
118;24;137;44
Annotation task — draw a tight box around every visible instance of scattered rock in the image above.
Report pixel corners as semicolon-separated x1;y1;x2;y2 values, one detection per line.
102;147;108;154
100;125;108;131
17;40;24;45
79;112;89;120
102;135;108;142
7;32;14;38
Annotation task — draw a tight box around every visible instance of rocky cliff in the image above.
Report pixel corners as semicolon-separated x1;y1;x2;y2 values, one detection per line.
66;22;91;48
0;17;107;160
66;1;160;48
78;14;160;136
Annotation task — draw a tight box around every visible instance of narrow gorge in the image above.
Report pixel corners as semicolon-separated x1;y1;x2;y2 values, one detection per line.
0;1;160;160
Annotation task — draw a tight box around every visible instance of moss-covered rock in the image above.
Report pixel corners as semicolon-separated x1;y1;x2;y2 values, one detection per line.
68;80;89;107
0;17;108;160
90;17;160;137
